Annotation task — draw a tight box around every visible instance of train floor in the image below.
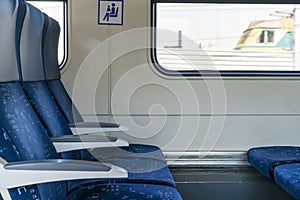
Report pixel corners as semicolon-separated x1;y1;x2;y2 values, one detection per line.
171;167;294;200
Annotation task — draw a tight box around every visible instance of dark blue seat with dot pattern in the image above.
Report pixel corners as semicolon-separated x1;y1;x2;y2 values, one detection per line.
274;163;300;199
0;82;67;200
0;5;67;199
18;5;175;189
67;183;182;200
248;146;300;199
0;0;183;199
247;146;300;179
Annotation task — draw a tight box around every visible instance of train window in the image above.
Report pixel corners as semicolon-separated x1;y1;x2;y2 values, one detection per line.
258;30;274;44
28;0;67;68
152;1;300;76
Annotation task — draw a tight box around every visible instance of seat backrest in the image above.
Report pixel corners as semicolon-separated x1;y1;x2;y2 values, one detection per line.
19;6;83;160
43;19;83;123
42;18;61;81
20;12;71;138
0;1;67;199
0;0;21;82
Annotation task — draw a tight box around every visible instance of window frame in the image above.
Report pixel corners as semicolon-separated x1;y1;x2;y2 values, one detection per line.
151;0;300;77
27;0;68;70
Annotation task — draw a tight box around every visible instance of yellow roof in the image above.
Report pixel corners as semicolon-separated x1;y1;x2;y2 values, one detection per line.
246;18;293;32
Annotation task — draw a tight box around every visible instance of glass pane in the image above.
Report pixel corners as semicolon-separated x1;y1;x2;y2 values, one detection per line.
156;3;300;71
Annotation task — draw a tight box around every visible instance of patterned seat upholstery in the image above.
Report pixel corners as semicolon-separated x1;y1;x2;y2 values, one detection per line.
247;146;300;179
0;0;183;199
18;4;175;188
274;163;300;199
0;83;67;200
67;183;183;200
248;146;300;199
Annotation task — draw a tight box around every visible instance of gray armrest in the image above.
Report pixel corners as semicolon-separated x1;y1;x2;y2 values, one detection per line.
51;135;129;153
69;122;128;134
51;135;118;142
69;122;119;128
5;159;110;171
0;158;127;189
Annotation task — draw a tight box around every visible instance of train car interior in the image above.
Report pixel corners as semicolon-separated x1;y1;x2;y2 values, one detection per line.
0;0;300;199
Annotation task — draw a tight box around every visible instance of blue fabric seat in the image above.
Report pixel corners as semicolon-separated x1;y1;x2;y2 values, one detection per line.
43;17;166;162
247;146;300;179
22;79;176;189
40;14;167;163
68;158;175;191
67;183;183;200
0;83;67;200
0;0;183;199
0;82;181;199
0;83;181;200
18;2;175;188
274;163;300;199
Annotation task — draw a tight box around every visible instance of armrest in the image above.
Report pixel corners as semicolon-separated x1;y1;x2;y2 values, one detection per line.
51;135;129;153
0;158;127;189
5;159;110;171
69;122;128;134
51;135;118;142
69;122;120;128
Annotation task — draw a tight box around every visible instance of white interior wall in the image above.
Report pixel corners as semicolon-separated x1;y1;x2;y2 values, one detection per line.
61;0;300;151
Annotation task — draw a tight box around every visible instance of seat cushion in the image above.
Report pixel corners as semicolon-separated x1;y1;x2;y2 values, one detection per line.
68;158;176;192
247;146;300;179
274;163;300;199
86;144;166;162
67;183;182;200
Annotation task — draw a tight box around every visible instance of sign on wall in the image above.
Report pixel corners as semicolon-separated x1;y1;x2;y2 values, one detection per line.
98;0;124;25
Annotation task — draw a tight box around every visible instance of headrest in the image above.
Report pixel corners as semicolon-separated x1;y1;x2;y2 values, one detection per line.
0;0;25;82
43;17;61;80
20;3;45;82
